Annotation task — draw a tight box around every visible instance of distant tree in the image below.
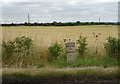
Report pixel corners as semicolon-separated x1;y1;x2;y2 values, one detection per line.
1;21;118;27
52;21;57;26
76;21;80;24
91;22;94;24
24;22;28;26
34;22;38;26
11;23;15;26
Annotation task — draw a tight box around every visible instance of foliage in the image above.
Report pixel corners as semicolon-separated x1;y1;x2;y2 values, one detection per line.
2;41;16;55
104;36;120;58
76;36;88;57
15;36;33;53
2;36;33;56
48;42;63;60
1;21;118;27
2;35;119;68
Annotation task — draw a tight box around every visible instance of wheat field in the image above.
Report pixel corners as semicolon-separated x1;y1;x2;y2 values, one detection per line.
2;25;118;51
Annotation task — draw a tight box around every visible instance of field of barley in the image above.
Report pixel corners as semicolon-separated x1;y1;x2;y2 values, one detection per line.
2;25;118;51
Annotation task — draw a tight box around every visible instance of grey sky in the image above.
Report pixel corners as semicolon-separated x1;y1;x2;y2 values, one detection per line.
1;1;118;23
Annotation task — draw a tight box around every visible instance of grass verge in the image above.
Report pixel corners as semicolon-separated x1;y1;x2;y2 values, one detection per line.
2;67;119;83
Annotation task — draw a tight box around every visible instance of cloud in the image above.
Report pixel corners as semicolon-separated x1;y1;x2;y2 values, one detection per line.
1;1;118;23
0;0;119;2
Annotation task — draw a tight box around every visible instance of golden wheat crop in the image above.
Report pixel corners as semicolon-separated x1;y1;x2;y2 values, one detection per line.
2;25;118;51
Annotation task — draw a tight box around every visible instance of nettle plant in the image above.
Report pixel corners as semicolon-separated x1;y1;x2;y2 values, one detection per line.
77;36;88;57
48;42;63;61
2;36;33;56
2;41;16;56
104;36;120;58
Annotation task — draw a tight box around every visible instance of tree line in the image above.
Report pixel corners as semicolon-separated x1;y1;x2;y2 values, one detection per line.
1;21;119;26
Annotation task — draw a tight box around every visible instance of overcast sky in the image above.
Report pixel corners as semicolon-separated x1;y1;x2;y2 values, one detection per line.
0;0;119;23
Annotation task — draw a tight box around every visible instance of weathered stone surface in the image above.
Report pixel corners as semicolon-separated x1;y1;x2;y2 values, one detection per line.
65;41;76;62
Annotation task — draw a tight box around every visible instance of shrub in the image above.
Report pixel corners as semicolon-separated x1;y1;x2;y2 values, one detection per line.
2;41;16;56
2;36;33;56
14;36;33;54
76;36;88;57
104;36;120;58
48;42;63;60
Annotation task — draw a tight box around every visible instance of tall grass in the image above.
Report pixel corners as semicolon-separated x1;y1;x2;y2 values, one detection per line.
50;56;118;68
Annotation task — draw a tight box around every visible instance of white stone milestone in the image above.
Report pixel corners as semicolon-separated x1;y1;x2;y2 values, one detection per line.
65;41;76;62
